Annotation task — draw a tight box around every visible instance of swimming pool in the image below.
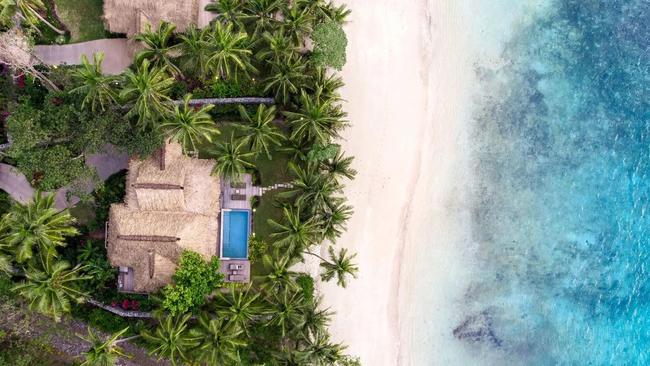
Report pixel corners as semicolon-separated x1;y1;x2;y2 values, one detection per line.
220;209;249;259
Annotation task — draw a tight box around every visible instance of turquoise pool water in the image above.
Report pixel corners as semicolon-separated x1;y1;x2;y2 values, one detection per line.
457;0;650;364
221;210;249;259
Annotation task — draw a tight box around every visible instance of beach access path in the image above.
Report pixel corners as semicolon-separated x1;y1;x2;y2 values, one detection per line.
35;38;132;74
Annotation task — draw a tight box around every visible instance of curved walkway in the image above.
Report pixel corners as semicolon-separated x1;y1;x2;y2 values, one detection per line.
0;163;35;204
35;38;132;74
1;144;128;209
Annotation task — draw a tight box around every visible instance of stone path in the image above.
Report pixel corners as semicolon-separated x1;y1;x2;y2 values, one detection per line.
0;144;128;209
0;163;35;203
35;38;132;74
198;0;218;28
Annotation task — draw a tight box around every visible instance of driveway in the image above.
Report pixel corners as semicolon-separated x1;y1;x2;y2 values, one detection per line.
35;38;132;74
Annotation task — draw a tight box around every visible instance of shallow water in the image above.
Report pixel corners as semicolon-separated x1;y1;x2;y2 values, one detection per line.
455;0;650;364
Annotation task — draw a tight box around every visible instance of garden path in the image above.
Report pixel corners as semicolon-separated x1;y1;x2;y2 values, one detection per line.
35;38;132;74
1;144;128;209
0;163;35;203
198;0;218;28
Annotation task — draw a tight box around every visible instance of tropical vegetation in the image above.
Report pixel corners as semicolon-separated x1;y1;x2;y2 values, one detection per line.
0;0;361;364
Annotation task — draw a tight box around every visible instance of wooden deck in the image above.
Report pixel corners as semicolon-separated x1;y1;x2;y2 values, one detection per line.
221;174;258;210
219;260;251;283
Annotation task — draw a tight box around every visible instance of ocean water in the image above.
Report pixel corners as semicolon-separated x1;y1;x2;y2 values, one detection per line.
455;0;650;365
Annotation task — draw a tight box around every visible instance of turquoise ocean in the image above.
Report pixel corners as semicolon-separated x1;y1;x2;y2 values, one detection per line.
417;0;650;365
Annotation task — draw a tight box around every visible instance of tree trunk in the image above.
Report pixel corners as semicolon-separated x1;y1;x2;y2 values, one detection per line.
304;250;330;264
30;66;60;92
171;97;275;106
27;6;66;35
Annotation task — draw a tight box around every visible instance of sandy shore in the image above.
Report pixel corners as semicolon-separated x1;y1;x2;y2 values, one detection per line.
312;1;479;365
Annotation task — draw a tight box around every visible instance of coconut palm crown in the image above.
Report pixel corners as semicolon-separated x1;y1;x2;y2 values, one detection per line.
159;95;219;153
70;52;119;112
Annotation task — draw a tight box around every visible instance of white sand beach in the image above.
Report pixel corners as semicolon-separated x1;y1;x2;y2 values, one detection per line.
313;1;480;365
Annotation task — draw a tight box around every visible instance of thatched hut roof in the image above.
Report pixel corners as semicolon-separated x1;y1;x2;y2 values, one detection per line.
107;141;221;293
103;0;200;37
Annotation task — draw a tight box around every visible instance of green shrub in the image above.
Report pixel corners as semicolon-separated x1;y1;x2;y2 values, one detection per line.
76;240;118;294
248;236;268;264
13;144;94;191
296;274;314;302
311;21;348;70
162;250;224;315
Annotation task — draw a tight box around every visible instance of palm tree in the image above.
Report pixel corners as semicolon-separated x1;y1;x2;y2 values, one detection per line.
12;256;89;321
237;104;284;159
297;296;333;337
206;0;247;29
279;136;310;162
206;21;256;80
281;4;314;46
159;94;219;153
259;252;299;293
177;25;210;79
1;192;78;263
78;326;138;366
214;283;260;335
141;312;199;366
243;0;282;37
1;0;65;34
322;148;357;180
267;205;321;255
210;133;255;181
256;30;300;63
313;247;358;288
307;67;344;101
134;21;181;77
190;312;247;365
298;329;346;366
316;1;351;24
120;59;175;129
70;53;119;112
284;88;348;145
317;198;352;243
263;55;308;105
265;289;305;337
279;162;342;214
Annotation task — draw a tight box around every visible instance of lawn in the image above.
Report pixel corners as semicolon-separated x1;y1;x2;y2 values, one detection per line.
54;0;107;43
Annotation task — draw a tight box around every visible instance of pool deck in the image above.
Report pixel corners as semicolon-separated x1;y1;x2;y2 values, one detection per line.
219;175;254;282
218;259;251;283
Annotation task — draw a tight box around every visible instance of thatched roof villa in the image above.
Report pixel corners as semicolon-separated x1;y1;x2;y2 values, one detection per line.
106;141;251;293
103;0;201;37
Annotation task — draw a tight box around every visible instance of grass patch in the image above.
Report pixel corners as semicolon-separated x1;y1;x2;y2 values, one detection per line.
54;0;107;43
253;193;284;242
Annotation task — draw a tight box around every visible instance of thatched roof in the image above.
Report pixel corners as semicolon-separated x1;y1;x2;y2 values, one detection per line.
107;141;221;293
103;0;200;37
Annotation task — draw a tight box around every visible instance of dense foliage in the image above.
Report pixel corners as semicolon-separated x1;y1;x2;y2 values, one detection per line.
0;0;362;364
311;20;348;70
162;250;224;315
